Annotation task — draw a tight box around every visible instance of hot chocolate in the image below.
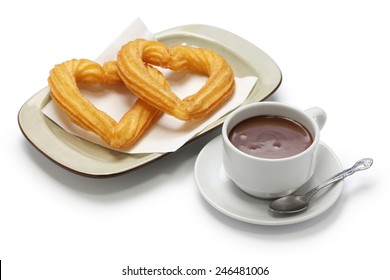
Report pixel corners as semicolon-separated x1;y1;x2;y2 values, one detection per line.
228;115;313;159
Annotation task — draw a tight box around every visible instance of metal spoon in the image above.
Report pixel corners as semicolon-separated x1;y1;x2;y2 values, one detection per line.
269;158;373;214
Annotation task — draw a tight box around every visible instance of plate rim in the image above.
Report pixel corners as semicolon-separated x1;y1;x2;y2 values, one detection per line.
18;24;282;177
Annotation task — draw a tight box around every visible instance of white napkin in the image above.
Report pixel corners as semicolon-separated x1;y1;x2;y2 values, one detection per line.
42;18;258;154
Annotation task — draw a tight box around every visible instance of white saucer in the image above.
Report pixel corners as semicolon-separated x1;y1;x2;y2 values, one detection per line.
194;136;343;226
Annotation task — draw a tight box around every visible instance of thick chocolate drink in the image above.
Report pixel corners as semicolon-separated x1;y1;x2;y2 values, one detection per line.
229;115;313;159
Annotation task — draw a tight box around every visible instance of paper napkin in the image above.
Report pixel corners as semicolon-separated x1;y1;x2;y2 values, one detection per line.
42;19;258;153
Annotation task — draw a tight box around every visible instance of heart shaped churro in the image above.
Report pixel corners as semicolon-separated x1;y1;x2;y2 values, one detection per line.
48;59;168;148
117;39;235;120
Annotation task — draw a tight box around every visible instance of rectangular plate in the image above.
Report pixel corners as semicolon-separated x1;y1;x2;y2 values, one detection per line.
18;24;282;177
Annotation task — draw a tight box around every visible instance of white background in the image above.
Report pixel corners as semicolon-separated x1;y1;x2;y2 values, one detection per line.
1;0;388;279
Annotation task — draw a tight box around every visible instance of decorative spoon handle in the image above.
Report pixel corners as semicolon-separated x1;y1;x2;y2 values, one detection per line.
306;158;373;198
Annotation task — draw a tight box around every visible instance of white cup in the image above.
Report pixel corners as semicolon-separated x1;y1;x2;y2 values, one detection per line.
222;102;327;199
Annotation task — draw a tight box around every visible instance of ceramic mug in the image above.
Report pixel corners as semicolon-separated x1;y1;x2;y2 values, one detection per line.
222;101;327;198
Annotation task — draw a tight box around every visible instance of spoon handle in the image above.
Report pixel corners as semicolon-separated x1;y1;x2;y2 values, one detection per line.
306;158;373;198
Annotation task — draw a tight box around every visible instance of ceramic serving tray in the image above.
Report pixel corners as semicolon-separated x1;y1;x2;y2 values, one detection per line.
18;24;282;177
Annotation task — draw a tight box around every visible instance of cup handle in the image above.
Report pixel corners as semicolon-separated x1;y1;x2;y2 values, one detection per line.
304;107;327;130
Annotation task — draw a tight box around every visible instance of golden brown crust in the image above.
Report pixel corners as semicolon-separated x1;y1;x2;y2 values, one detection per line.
48;59;168;148
47;40;235;149
117;39;235;120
